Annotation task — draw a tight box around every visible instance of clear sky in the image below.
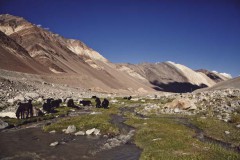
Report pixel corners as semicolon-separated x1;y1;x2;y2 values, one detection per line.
0;0;239;77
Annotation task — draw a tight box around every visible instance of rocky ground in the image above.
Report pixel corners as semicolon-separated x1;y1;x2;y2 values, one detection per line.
0;70;240;159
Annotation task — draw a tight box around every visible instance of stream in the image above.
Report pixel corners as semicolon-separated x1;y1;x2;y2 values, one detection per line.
1;105;239;160
0;110;141;160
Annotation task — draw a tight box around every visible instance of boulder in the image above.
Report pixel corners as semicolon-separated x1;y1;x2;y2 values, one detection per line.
49;130;56;134
14;94;25;101
86;128;96;135
0;119;8;129
65;125;76;134
50;141;59;147
236;124;240;128
75;131;85;136
94;129;100;135
25;92;39;99
164;98;197;110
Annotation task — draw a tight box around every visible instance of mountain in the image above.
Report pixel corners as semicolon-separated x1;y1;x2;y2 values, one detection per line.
196;69;230;83
0;14;155;93
0;30;50;74
196;77;240;91
0;14;232;93
116;61;230;93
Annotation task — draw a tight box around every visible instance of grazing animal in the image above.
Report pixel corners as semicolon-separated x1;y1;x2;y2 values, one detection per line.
16;102;25;119
16;100;33;119
123;96;132;100
51;99;62;108
67;99;79;109
43;98;53;113
95;97;101;108
91;96;97;99
80;100;92;106
67;99;75;107
102;98;109;109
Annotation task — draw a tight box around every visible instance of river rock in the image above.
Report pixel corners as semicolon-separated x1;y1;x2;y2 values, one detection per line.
0;119;8;129
86;128;96;135
50;141;59;147
65;125;76;134
49;130;56;134
94;129;100;135
75;131;85;136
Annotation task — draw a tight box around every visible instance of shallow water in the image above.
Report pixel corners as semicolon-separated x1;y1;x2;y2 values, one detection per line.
0;127;141;160
0;108;142;160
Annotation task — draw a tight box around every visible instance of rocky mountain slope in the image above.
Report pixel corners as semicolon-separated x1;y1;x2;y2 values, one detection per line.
0;14;155;93
196;69;230;83
0;14;232;93
0;30;50;74
196;77;240;92
116;62;230;93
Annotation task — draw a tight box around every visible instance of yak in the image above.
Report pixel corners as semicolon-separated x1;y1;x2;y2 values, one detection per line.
79;100;92;106
16;99;33;119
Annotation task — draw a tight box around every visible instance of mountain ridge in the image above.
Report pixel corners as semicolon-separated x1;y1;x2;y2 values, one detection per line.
0;14;232;93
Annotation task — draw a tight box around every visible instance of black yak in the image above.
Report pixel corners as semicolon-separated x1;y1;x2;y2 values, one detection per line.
95;97;101;108
80;100;92;106
102;98;109;109
16;99;33;119
51;99;62;108
123;96;132;100
43;98;53;113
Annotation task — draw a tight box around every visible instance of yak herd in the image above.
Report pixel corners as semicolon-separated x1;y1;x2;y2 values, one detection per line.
15;96;110;119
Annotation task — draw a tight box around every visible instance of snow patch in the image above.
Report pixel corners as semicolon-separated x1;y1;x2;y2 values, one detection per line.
212;71;232;79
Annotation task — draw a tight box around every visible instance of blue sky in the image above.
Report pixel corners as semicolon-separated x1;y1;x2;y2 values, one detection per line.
0;0;239;77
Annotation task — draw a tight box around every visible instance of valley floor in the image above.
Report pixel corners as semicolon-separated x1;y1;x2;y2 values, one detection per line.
0;94;240;160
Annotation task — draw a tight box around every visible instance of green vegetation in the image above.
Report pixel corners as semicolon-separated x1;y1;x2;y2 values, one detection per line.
191;116;240;146
43;107;119;135
54;106;72;116
125;115;240;160
1;115;55;127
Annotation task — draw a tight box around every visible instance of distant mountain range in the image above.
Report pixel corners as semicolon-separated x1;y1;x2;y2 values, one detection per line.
0;14;231;93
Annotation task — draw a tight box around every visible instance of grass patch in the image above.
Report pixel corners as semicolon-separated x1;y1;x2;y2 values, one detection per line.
125;115;240;160
1;115;55;127
191;116;240;146
54;106;72;116
43;106;120;135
